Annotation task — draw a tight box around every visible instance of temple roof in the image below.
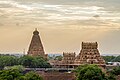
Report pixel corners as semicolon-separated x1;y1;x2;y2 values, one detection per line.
27;29;46;58
33;28;39;35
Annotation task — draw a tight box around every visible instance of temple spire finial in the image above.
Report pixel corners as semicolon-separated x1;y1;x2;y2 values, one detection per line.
33;28;39;35
35;28;37;31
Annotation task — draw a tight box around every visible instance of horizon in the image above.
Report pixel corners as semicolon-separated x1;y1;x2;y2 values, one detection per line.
0;0;120;54
0;52;120;56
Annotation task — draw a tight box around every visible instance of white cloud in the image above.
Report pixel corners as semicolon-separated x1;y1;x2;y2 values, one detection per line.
0;0;120;30
0;1;33;10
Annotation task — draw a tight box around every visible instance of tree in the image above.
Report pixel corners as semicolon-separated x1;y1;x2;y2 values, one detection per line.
102;56;116;63
75;65;108;80
109;66;120;75
18;55;52;68
54;55;63;61
107;74;116;80
102;55;120;62
0;69;23;80
112;55;120;62
25;71;43;80
4;65;25;72
18;56;34;68
0;55;18;69
0;55;52;69
0;69;43;80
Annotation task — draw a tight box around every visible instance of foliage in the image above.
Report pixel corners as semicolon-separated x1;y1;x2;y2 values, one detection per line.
48;56;53;60
0;69;43;80
54;55;63;61
25;71;43;80
102;56;116;63
48;55;63;61
0;55;18;69
107;74;116;80
0;55;52;69
4;65;25;72
18;56;52;68
112;55;120;62
75;65;108;80
0;69;23;80
102;55;120;62
109;66;120;75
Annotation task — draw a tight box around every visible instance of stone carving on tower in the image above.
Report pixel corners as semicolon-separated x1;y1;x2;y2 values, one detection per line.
75;42;105;66
62;52;76;64
27;29;47;59
49;42;106;68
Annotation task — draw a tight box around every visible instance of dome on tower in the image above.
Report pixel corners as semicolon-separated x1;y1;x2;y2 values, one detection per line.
33;28;39;35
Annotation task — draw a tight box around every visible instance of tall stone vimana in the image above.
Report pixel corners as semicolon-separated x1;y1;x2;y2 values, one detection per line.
27;29;47;59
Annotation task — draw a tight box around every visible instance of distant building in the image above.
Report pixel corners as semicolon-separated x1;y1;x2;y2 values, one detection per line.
50;42;106;68
75;42;105;65
107;62;120;66
62;52;76;64
27;29;47;59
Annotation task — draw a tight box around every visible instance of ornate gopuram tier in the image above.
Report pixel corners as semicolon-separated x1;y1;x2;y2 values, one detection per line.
61;52;76;68
75;42;105;67
27;29;47;59
62;52;76;64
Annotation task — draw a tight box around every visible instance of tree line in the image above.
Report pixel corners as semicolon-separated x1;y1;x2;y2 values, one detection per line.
0;68;43;80
102;55;120;63
0;55;52;69
74;64;120;80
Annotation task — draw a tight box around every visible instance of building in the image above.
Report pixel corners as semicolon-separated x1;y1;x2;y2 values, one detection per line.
75;42;105;66
62;52;76;64
27;30;105;68
27;29;47;59
51;42;106;68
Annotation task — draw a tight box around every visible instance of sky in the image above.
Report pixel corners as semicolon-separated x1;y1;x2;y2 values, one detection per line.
0;0;120;55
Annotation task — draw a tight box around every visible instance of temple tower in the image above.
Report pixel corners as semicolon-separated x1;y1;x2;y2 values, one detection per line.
27;29;47;58
75;42;105;66
62;52;76;64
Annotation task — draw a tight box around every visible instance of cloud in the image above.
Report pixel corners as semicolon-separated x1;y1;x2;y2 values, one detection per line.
0;1;33;10
0;23;4;26
0;0;120;30
0;0;120;53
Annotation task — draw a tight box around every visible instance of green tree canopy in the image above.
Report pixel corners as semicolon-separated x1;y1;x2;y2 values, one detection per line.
0;69;43;80
4;65;25;72
0;69;23;80
18;56;52;68
0;55;52;69
54;55;63;61
75;65;108;80
102;56;116;63
109;66;120;76
102;55;120;62
25;71;43;80
112;55;120;62
0;55;18;69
